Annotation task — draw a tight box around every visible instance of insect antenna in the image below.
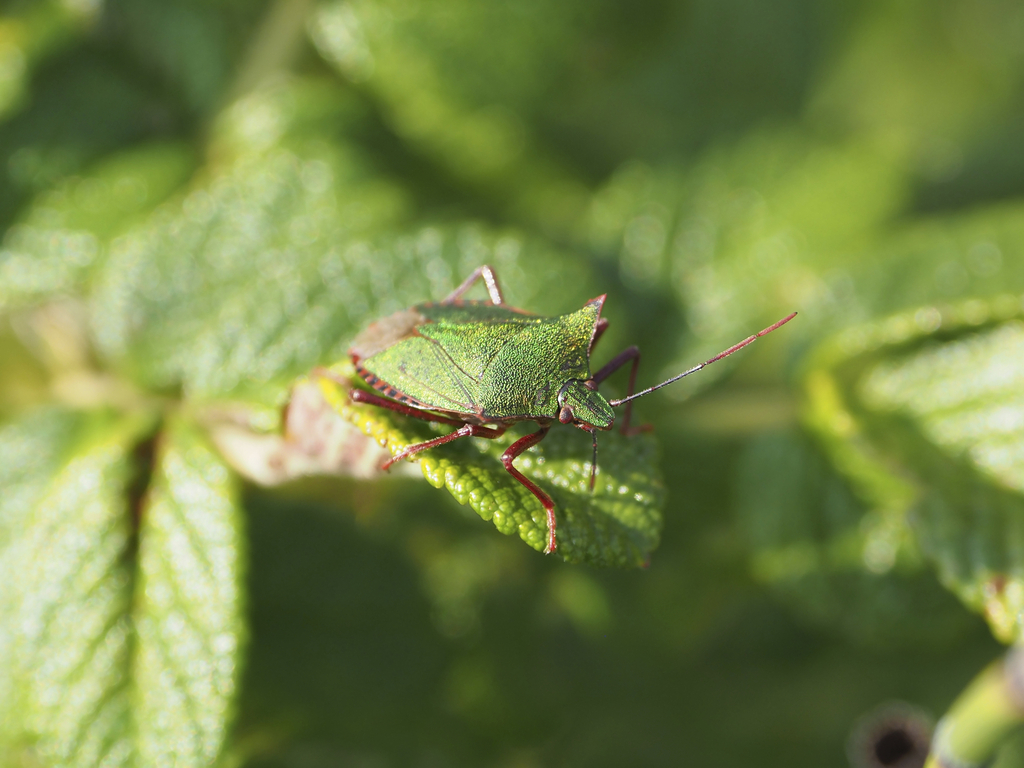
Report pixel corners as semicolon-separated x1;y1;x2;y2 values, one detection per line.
589;428;598;491
609;312;797;407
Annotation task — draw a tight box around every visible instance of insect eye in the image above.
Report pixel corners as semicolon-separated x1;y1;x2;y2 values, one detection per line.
558;405;573;424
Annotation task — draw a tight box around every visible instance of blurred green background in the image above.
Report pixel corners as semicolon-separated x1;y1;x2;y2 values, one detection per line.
4;0;1024;766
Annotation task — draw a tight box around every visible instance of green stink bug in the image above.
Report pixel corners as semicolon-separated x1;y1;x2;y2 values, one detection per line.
347;265;796;554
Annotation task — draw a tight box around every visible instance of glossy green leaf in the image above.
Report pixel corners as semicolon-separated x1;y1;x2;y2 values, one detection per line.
133;414;246;767
802;297;1024;641
318;368;664;567
0;408;246;766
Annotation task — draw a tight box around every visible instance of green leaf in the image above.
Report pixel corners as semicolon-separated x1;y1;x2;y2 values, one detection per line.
0;44;180;228
583;133;1024;410
802;297;1024;641
0;1;93;121
0;142;196;312
133;414;246;767
88;80;596;405
309;0;849;231
735;430;977;647
309;0;591;232
317;368;664;567
847;201;1024;316
0;409;246;766
111;0;233;115
0;409;89;742
584;131;908;397
808;0;1022;152
88;82;407;401
0;409;147;765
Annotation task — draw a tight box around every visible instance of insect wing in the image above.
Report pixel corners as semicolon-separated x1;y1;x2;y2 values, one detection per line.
416;305;541;380
360;335;482;414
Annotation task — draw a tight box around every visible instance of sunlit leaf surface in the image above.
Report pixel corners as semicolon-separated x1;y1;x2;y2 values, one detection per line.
0;409;144;766
0;143;195;312
6;0;1024;764
803;300;1024;641
861;321;1024;491
0;409;246;766
87;80;594;406
134;415;246;767
860;319;1024;641
319;369;663;567
584;132;906;398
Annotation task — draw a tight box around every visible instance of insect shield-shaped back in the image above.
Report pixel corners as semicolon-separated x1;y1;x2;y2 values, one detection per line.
349;293;608;424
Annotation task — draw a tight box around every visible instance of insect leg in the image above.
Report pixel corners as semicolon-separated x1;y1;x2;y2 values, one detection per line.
443;264;504;305
588;317;610;355
500;424;558;554
592;346;649;434
350;388;466;426
383;422;507;469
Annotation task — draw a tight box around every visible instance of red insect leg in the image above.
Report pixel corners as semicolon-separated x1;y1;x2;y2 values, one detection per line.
500;424;558;554
352;384;560;556
350;388;465;426
349;389;505;468
443;264;504;305
384;422;507;469
589;317;610;355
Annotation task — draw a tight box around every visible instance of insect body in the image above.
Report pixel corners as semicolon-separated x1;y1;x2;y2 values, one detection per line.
347;265;795;554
